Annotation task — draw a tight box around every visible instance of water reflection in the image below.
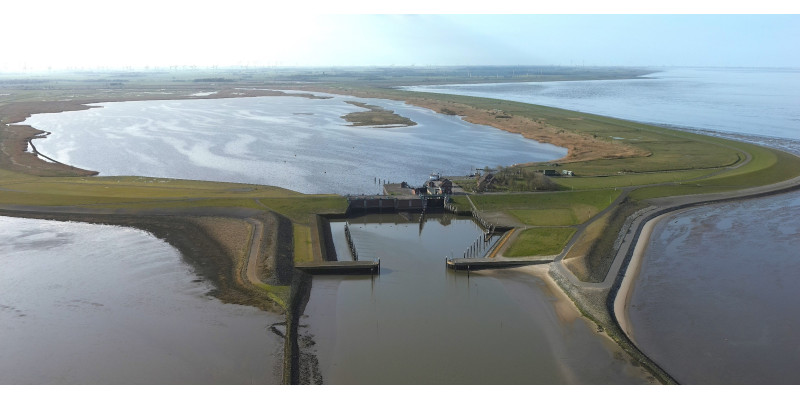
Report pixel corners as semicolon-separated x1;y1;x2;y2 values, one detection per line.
22;94;566;194
300;213;653;384
0;216;283;384
628;192;800;384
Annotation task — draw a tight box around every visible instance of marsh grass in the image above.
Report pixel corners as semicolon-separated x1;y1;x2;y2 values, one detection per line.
550;169;720;190
292;225;314;264
469;189;621;225
341;101;416;127
257;196;348;224
503;227;576;257
507;208;577;226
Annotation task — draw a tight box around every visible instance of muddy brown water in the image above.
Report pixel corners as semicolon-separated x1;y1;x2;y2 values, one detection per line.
0;216;283;384
299;213;654;384
628;191;800;384
1;212;655;384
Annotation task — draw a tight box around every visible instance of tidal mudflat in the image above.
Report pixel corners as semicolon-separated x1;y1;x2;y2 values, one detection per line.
626;192;800;384
300;213;654;384
0;216;283;384
20;93;566;195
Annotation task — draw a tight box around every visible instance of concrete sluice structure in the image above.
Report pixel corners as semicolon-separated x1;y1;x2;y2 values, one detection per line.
345;194;447;213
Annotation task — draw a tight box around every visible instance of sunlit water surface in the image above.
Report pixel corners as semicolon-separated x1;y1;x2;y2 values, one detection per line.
406;67;800;140
21;93;566;194
0;217;282;384
301;214;653;384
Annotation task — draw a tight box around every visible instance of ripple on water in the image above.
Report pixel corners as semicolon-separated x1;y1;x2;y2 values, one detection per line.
629;191;800;384
0;216;283;384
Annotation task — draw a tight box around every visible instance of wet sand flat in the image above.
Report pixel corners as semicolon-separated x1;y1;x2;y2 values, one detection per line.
625;191;800;384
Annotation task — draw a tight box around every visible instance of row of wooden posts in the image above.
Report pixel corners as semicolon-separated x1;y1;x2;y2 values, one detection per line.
469;209;496;238
463;230;493;259
343;222;358;261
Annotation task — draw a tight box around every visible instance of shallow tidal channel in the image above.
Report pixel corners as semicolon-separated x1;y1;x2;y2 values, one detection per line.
627;191;800;384
300;213;653;384
0;216;283;384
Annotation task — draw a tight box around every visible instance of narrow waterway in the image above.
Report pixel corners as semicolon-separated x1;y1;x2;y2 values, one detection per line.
0;216;283;384
301;213;654;384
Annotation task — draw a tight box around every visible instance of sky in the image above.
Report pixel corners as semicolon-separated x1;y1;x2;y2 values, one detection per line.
2;1;799;71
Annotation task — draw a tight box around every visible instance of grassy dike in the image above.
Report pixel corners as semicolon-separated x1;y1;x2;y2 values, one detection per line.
4;69;800;384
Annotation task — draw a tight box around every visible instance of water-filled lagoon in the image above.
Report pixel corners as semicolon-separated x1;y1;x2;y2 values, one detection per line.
21;93;566;194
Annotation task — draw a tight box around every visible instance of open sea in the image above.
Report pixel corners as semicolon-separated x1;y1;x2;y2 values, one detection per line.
405;67;800;142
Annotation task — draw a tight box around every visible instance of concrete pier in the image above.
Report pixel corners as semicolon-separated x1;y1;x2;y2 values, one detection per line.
446;257;553;271
295;260;380;275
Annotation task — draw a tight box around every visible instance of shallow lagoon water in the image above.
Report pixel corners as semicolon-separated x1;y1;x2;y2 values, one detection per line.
0;216;283;384
22;93;566;194
302;214;653;384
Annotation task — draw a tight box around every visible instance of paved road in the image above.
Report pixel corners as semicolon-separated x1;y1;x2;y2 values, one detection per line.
243;217;266;286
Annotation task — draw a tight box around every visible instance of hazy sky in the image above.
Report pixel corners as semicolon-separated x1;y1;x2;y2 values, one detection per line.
3;2;799;71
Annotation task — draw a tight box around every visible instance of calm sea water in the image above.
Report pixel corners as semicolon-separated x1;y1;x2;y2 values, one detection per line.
406;67;800;140
21;93;565;194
